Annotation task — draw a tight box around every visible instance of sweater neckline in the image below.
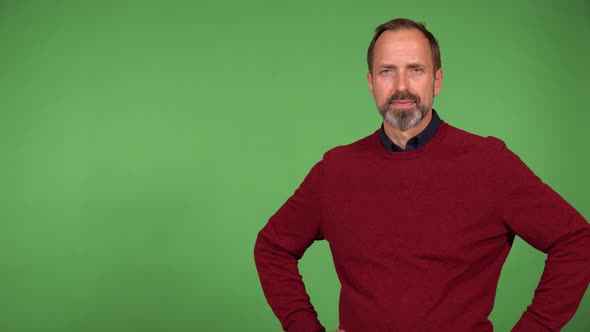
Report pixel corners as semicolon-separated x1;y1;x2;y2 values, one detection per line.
372;121;450;160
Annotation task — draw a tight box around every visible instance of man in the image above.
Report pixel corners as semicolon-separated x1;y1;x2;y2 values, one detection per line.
254;18;590;332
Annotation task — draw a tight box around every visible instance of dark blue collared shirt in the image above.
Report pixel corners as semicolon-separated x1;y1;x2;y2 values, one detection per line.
379;109;441;152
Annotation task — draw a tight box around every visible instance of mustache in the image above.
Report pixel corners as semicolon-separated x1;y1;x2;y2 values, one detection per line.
387;91;420;104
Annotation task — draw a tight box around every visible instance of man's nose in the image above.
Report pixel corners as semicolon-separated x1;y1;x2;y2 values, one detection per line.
395;72;410;91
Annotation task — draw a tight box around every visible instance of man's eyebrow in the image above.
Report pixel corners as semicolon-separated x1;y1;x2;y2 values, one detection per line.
378;63;425;69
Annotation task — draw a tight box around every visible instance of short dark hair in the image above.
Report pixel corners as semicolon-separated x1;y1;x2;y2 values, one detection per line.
367;18;441;73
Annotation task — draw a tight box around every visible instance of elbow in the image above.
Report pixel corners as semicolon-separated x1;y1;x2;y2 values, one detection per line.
549;222;590;263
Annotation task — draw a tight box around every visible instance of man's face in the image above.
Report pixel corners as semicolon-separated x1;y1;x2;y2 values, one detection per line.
367;28;443;131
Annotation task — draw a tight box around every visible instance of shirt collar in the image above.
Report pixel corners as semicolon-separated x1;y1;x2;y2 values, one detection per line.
379;109;441;152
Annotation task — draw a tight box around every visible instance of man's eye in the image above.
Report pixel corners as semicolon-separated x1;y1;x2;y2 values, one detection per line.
381;69;392;74
411;68;424;73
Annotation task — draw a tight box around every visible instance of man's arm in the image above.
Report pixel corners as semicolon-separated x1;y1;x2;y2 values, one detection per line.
490;140;590;331
254;161;326;332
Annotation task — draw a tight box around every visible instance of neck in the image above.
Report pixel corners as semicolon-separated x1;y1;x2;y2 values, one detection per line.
383;110;433;150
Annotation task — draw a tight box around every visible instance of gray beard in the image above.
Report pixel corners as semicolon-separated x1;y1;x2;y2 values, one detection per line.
379;103;430;131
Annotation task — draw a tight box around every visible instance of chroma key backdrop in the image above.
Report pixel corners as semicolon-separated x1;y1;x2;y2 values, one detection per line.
0;1;588;331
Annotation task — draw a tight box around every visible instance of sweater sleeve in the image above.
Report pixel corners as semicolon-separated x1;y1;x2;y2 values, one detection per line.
254;161;326;332
489;140;590;331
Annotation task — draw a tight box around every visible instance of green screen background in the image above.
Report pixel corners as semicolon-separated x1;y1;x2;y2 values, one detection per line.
1;1;588;331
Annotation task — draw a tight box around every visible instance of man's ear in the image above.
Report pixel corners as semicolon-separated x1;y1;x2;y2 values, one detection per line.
434;68;443;96
367;71;375;99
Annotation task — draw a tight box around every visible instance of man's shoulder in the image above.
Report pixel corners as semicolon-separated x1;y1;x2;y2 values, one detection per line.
442;122;507;153
321;129;380;161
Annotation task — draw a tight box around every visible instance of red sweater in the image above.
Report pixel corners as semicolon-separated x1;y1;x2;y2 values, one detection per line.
254;122;590;332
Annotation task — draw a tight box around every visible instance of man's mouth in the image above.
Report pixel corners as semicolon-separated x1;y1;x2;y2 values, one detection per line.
391;100;416;107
